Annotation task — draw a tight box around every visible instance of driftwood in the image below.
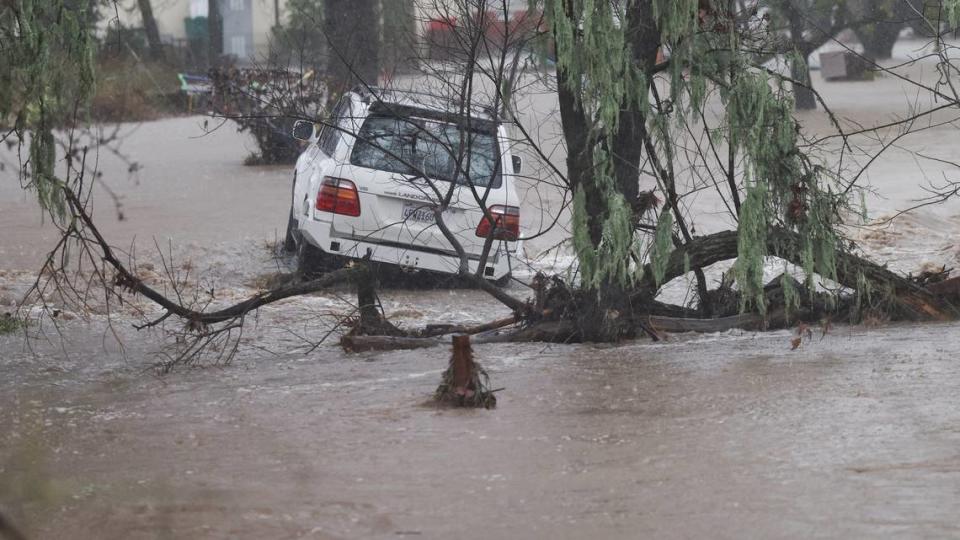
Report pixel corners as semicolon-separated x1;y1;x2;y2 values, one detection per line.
340;310;800;351
338;225;960;353
341;325;522;352
646;313;766;333
64;177;959;355
420;314;520;338
434;335;497;408
341;334;444;352
61;186;358;326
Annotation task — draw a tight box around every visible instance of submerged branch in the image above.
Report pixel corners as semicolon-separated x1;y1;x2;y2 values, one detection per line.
634;228;960;321
59;185;357;326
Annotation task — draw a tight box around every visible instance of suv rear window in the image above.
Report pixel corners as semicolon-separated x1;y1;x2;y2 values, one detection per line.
350;110;502;189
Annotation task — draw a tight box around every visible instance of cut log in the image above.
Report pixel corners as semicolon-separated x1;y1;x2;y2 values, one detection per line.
421;314;519;337
647;313;765;333
450;335;474;397
647;309;800;333
341;311;799;351
0;511;28;540
434;334;497;408
341;334;444;352
341;325;527;351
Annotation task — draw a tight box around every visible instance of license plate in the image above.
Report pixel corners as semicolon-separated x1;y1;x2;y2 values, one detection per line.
402;202;435;224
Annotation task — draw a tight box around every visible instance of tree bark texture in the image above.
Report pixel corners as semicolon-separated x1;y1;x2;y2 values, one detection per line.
208;0;223;65
552;3;664;340
784;3;819;110
137;0;165;61
855;22;902;61
850;0;909;60
324;0;381;94
791;51;817;110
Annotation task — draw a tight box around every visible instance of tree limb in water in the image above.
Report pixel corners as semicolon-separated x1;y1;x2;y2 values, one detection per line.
634;228;960;322
59;185;357;326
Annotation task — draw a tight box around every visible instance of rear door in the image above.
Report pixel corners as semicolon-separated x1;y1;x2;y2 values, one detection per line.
294;96;351;220
340;110;508;258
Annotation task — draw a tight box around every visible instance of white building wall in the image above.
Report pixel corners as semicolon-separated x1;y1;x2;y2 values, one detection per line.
101;0;287;61
102;1;526;63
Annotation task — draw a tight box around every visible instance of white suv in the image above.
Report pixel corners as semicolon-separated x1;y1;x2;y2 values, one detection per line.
284;88;522;281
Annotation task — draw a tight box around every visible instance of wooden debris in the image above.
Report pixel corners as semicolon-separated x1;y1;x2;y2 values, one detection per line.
434;335;497;408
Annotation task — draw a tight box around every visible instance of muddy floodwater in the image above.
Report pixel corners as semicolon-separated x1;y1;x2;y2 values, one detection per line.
4;40;960;538
3;318;960;539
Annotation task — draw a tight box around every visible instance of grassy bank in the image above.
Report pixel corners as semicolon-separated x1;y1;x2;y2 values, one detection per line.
89;58;185;123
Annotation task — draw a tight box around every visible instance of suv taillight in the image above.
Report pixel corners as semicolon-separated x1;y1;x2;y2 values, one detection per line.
475;205;520;240
316;177;361;217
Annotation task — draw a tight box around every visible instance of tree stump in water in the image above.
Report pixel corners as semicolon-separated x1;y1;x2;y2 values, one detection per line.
434;335;497;408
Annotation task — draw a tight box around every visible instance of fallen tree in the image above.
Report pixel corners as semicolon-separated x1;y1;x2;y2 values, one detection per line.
9;0;960;367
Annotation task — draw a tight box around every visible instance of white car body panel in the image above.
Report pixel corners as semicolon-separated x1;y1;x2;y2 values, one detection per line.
291;91;521;279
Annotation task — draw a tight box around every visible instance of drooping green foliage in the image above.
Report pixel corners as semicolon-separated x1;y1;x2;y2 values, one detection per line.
546;0;634;132
541;0;846;314
1;0;98;220
735;183;770;313
947;0;960;25
781;271;800;317
722;63;840;310
544;0;653;290
570;153;639;290
650;209;674;287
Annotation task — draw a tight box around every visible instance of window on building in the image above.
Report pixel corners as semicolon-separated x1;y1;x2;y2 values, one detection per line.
229;0;243;11
189;0;207;17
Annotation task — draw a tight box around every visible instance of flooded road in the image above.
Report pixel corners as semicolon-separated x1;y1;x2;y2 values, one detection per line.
3;319;960;539
3;39;960;538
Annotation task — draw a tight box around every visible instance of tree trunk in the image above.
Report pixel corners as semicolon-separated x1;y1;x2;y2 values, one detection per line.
611;2;659;203
785;6;817;111
556;67;600;242
855;22;902;61
381;0;416;75
350;260;406;337
553;3;665;341
208;0;223;66
137;0;165;61
849;0;908;61
324;0;381;94
791;51;817;110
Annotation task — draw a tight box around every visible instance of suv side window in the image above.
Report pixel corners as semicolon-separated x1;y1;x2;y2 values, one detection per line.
319;97;350;156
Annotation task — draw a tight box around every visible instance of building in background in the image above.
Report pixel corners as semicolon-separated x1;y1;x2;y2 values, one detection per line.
102;1;530;66
103;0;287;63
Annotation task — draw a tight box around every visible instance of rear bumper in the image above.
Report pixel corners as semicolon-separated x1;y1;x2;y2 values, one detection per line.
300;217;517;279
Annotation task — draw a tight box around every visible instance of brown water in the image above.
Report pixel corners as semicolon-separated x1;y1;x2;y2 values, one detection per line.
3;39;960;539
3;318;960;539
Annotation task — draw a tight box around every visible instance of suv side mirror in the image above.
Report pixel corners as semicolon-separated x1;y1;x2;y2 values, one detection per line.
511;154;523;174
292;120;315;141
